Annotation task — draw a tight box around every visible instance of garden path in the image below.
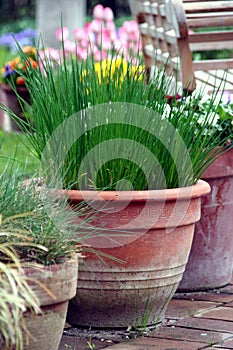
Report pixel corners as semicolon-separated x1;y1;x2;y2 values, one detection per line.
59;276;233;349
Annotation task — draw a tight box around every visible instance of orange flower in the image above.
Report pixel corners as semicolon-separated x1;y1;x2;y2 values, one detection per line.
1;46;38;85
26;57;38;69
16;76;25;85
8;58;21;69
23;46;37;59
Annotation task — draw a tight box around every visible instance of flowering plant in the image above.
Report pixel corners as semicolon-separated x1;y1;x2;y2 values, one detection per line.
165;92;233;141
0;28;36;53
55;4;141;62
0;46;38;86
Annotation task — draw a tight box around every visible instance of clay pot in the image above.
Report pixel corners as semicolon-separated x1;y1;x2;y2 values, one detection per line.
0;83;30;132
66;180;210;328
22;257;78;350
178;148;233;291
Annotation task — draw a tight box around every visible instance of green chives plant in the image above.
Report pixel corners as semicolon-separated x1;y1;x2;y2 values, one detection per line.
1;47;232;190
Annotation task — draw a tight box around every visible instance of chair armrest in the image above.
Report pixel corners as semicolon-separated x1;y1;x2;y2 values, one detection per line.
172;0;189;38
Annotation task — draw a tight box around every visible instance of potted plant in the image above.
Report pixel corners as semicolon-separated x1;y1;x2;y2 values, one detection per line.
0;46;37;131
0;167;83;349
0;240;41;350
175;93;233;291
0;45;232;328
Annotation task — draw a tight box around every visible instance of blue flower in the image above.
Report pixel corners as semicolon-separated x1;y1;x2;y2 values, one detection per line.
0;33;15;47
0;28;37;52
4;65;15;78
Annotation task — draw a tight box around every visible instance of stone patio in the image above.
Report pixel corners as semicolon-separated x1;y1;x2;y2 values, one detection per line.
59;277;233;350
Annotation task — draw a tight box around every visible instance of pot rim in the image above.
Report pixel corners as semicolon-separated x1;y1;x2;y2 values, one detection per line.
65;179;210;202
0;82;28;93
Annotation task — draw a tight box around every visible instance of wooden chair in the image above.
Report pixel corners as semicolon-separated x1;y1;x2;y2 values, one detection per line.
129;0;233;94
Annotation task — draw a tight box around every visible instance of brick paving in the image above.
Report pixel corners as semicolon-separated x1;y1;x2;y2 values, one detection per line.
59;277;233;350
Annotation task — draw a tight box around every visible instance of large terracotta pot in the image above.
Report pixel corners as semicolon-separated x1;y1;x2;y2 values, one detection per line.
0;83;30;132
178;148;233;291
66;180;210;328
22;257;78;350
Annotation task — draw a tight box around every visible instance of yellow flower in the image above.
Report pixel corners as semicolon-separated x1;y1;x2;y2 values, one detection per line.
130;65;144;81
8;57;21;69
94;58;129;84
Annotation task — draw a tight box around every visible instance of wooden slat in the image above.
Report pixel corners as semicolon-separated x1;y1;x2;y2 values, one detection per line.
186;11;233;19
190;41;233;51
193;59;233;71
183;1;233;13
182;0;213;2
188;16;233;28
188;31;233;43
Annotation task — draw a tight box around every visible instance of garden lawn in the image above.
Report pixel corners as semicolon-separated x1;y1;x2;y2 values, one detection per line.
0;130;39;175
0;46;13;67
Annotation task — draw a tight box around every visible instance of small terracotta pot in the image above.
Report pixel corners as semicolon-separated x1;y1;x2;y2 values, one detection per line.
0;83;30;132
66;180;210;328
178;148;233;291
22;257;78;350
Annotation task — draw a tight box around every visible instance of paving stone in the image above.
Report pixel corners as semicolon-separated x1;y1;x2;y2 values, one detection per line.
103;337;208;349
175;317;233;333
195;307;233;321
224;302;233;307
59;284;233;350
213;337;233;348
59;334;112;349
165;298;221;319
150;325;233;344
174;292;233;303
99;344;142;350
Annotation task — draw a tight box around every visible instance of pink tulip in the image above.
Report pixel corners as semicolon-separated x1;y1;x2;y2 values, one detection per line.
115;49;129;61
73;27;87;41
56;27;69;42
106;20;115;31
89;42;98;54
85;22;92;32
39;48;61;62
93;4;105;20
64;40;76;53
110;30;117;42
131;57;141;66
118;27;128;43
90;19;104;33
80;39;89;49
104;7;114;21
54;7;142;64
97;30;112;51
129;20;139;32
122;21;132;34
114;39;123;51
76;46;88;60
94;49;107;61
132;40;142;53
